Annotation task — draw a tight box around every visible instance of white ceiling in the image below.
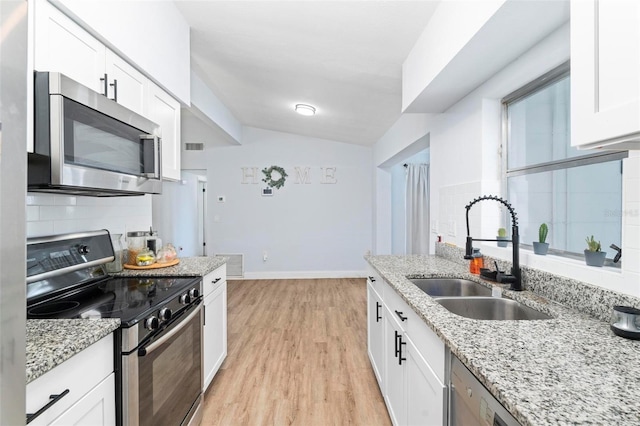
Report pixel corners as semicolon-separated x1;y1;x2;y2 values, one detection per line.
174;1;440;146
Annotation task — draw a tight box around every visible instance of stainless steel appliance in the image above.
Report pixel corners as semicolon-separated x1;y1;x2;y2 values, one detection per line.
449;353;520;426
29;72;162;196
27;230;203;426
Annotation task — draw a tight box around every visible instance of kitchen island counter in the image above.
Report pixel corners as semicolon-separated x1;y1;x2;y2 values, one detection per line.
26;319;120;383
367;254;640;426
111;256;227;278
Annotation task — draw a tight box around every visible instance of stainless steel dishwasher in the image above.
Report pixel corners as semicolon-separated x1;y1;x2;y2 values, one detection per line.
448;353;521;426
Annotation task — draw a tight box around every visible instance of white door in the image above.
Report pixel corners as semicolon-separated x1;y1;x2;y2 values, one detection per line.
384;308;406;426
367;282;384;388
34;1;105;93
203;281;227;391
571;0;640;147
405;337;446;426
146;82;181;181
105;49;146;115
198;179;207;256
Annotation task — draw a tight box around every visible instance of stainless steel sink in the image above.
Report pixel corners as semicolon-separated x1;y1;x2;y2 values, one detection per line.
436;297;553;320
410;278;492;297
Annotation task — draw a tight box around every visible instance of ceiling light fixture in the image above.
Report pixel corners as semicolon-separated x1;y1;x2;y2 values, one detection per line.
295;104;316;116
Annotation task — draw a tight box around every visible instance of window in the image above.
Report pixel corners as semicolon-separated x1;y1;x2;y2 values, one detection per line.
503;62;626;263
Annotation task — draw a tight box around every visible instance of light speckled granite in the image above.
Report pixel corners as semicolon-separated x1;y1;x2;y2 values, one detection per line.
110;256;227;278
26;319;120;383
436;242;640;322
366;254;640;426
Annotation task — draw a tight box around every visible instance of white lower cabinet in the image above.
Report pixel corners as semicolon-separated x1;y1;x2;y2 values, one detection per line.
203;266;228;391
368;275;446;426
26;334;115;426
405;336;446;426
384;307;406;426
367;279;384;387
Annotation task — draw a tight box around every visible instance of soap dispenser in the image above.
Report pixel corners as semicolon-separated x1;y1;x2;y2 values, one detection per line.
469;248;484;275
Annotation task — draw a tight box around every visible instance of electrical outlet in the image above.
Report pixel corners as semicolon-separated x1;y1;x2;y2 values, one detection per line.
447;220;457;237
263;250;268;262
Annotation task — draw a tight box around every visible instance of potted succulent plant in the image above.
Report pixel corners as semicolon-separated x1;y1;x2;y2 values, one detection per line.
497;227;508;247
584;235;607;267
533;223;549;255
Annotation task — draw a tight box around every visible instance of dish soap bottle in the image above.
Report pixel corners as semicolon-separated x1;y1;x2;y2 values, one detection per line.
469;248;484;275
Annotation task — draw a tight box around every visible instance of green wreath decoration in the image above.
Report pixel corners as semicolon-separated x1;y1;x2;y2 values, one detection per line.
262;165;288;189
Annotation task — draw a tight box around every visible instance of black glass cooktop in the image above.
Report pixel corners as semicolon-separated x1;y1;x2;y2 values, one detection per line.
27;276;200;327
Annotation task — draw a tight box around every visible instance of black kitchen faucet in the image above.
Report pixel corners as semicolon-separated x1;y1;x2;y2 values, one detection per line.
464;195;522;291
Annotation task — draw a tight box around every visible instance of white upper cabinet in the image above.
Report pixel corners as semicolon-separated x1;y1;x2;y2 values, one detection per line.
147;82;181;181
571;0;640;150
105;50;147;116
34;1;105;93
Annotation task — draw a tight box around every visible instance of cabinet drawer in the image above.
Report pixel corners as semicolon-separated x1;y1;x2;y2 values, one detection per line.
383;282;411;332
203;264;227;297
27;334;114;426
366;266;384;298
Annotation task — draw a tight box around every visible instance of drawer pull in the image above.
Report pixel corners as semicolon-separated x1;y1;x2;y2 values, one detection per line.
27;389;70;424
395;310;407;321
212;277;222;284
368;276;376;282
376;302;382;322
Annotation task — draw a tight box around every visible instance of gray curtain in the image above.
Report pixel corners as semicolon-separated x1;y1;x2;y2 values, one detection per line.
405;164;429;254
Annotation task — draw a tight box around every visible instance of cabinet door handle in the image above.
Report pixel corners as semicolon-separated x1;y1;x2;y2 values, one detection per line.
203;303;206;326
110;79;118;102
395;310;407;322
368;276;376;282
100;73;108;97
394;330;401;358
398;335;406;365
213;277;221;284
26;389;70;424
375;302;382;322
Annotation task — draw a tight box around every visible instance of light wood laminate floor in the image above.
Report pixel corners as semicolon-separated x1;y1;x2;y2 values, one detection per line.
201;278;391;426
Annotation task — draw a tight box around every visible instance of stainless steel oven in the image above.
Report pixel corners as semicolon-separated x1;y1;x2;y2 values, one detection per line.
122;302;203;426
26;230;204;426
29;71;162;196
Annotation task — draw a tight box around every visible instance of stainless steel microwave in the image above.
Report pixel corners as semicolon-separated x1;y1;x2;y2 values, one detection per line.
29;71;162;196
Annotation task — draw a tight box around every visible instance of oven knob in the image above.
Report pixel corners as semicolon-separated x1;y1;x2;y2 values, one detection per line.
189;288;200;299
158;308;172;322
179;293;191;305
78;244;90;255
145;316;159;330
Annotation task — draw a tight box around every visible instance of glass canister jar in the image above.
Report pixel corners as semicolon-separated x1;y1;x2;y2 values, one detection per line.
105;233;125;273
126;231;149;265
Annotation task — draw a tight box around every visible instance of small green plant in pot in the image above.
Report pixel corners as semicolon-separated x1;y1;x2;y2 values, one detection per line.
533;223;549;255
497;227;508;247
584;235;607;267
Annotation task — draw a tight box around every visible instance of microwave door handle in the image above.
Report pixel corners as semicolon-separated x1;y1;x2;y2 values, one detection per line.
141;135;161;179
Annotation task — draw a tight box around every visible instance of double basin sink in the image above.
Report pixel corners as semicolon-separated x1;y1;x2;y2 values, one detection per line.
410;278;552;321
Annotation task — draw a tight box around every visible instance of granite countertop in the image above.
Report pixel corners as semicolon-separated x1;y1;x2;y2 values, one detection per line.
26;319;120;384
110;256;227;278
366;255;640;426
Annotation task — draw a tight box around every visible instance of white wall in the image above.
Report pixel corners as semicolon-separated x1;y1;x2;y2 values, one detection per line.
26;193;152;238
206;127;372;278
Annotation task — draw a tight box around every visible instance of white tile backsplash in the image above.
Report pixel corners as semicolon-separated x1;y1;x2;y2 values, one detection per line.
26;193;153;238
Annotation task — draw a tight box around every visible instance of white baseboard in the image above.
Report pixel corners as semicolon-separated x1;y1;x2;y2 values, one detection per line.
232;270;367;280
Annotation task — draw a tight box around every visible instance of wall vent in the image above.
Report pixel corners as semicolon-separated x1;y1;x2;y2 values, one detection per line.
216;253;244;278
185;143;204;151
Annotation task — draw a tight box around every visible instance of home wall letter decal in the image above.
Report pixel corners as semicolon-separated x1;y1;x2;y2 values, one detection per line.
320;167;337;184
294;167;312;184
241;167;259;184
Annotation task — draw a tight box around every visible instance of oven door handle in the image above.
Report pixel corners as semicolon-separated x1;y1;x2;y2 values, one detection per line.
138;303;201;357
